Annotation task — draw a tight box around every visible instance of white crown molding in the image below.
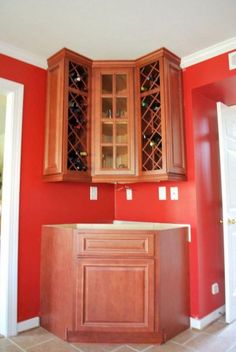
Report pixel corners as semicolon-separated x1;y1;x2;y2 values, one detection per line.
181;37;236;68
0;41;47;69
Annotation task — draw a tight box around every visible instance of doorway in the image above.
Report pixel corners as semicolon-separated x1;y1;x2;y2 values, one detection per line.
217;102;236;323
192;74;236;325
0;78;24;336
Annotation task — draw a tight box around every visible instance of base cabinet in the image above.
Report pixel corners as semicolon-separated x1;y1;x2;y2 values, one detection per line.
40;226;189;343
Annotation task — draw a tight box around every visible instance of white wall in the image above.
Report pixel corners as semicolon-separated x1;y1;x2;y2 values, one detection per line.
0;95;6;198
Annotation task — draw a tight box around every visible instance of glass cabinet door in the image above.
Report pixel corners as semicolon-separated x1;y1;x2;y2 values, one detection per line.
100;73;129;170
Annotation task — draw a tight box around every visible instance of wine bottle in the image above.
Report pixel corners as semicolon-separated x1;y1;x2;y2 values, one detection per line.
141;100;148;108
143;133;161;147
106;109;112;118
69;101;86;124
79;151;87;157
141;86;148;92
70;71;88;92
147;74;153;81
149;133;161;147
69;101;80;113
69;116;81;129
151;103;160;112
68;152;87;171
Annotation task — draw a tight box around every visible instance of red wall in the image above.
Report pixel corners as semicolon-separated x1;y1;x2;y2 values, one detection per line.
115;50;236;318
1;48;236;322
192;91;224;316
0;54;115;322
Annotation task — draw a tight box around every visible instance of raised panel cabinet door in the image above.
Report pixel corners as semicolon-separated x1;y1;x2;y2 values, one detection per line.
75;258;154;332
164;58;186;175
44;60;64;176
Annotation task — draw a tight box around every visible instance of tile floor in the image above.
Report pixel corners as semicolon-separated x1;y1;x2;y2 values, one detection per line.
1;316;236;352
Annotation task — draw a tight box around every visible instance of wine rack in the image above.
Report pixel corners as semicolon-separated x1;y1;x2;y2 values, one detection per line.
67;62;89;172
43;48;92;182
140;61;162;171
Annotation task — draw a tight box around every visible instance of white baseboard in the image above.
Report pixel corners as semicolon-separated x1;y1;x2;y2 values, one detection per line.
17;317;40;333
190;305;225;330
16;307;225;333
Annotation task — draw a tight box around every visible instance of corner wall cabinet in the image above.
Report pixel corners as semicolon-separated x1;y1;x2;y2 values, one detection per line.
40;225;189;343
43;48;92;182
137;50;186;181
43;48;186;182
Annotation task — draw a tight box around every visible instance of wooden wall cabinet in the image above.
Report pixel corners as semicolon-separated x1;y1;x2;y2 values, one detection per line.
136;49;186;181
44;48;186;182
43;48;92;182
40;225;189;343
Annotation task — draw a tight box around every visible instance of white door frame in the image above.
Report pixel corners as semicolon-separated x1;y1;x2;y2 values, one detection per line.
0;78;24;336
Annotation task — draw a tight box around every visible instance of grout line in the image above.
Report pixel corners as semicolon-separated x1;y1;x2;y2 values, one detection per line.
68;343;85;352
69;344;123;352
171;340;197;351
6;338;26;352
179;332;207;346
141;345;155;352
110;344;128;352
125;344;154;352
69;345;84;352
9;336;56;350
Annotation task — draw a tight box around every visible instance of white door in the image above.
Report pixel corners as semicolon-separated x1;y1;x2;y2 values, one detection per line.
217;102;236;323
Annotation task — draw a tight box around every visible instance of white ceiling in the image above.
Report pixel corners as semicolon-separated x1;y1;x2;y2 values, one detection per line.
1;0;236;61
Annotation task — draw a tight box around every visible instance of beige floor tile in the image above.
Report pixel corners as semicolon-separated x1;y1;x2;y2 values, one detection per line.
0;338;23;351
147;341;194;351
71;342;122;352
111;347;139;352
0;338;11;347
126;344;154;351
171;329;201;344
217;315;226;323
217;320;236;343
184;331;234;352
203;320;228;335
26;338;78;351
226;343;236;352
9;327;54;349
0;345;24;351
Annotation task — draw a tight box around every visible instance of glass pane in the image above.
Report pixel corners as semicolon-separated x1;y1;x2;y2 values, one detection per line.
102;123;113;143
116;74;127;94
102;98;113;118
102;146;113;169
116;98;127;118
116;123;128;143
116;146;128;169
102;75;113;94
